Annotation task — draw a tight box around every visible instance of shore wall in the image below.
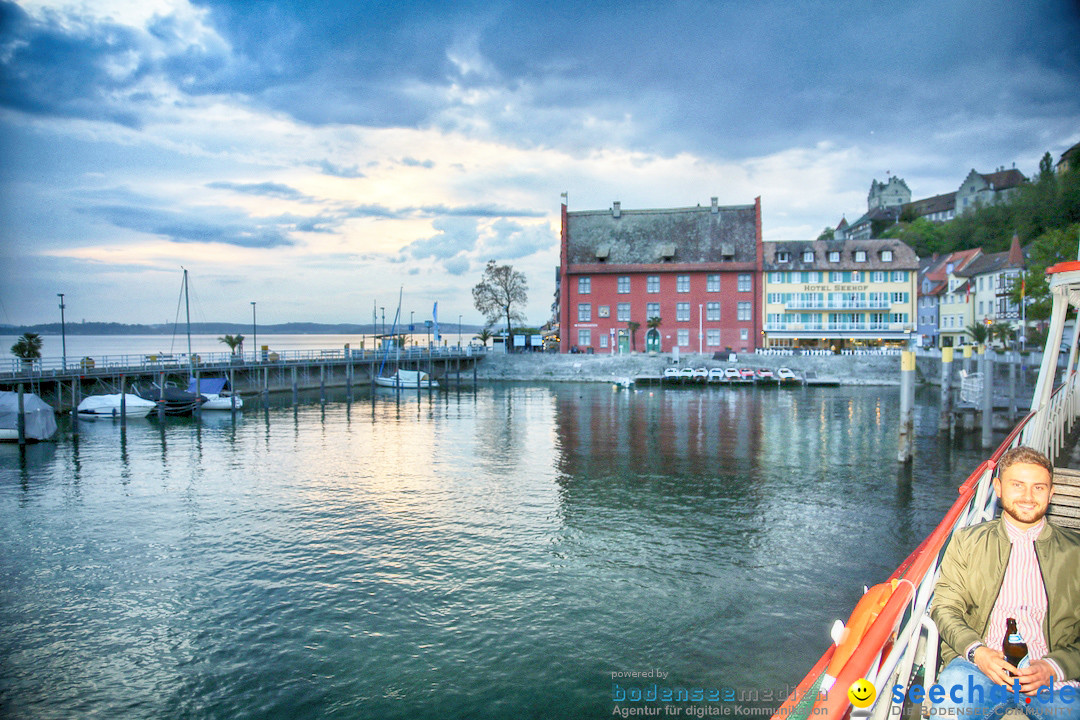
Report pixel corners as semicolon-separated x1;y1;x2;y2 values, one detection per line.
474;351;901;385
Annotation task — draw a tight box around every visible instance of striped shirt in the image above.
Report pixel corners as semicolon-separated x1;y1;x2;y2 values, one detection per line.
982;518;1076;689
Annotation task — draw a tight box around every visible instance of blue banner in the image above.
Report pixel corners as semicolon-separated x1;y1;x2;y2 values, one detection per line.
433;302;441;343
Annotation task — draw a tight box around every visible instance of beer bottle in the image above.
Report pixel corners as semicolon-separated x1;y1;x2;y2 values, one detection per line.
1002;617;1029;673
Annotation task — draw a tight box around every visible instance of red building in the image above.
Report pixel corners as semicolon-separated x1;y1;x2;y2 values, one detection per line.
558;197;763;354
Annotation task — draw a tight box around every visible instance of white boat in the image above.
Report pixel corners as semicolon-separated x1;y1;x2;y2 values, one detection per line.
0;390;57;442
374;369;438;389
77;393;156;419
186;378;243;410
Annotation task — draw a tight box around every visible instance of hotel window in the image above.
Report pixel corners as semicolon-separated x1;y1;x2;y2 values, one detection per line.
854;250;867;262
599;333;608;348
677;329;690;346
829;251;840;262
647;275;660;293
577;329;591;347
769;272;785;283
577;303;591;322
737;302;752;321
803;250;814;262
617;303;631;322
578;277;591;294
776;251;791;263
706;329;721;346
646;302;661;320
891;292;909;303
707;274;721;292
872;271;885;283
830;271;842;283
892;271;907;282
706;302;721;321
881;250;893;262
738;273;751;292
617;276;631;294
676;302;690;321
851;271;862;282
677;275;690;293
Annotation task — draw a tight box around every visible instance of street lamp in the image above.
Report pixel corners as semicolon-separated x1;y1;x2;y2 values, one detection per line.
57;293;67;371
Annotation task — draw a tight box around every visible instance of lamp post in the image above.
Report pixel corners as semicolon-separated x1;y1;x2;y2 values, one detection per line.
251;301;257;362
57;293;67;371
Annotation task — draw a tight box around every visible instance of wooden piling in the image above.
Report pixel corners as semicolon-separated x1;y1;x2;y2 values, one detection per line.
71;379;79;437
292;366;298;406
898;350;915;463
939;347;954;432
120;375;127;428
980;346;993;448
1008;350;1018;421
17;383;26;446
320;364;326;404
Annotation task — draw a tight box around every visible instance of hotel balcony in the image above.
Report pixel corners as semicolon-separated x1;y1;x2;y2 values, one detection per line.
781;298;894;311
764;322;913;333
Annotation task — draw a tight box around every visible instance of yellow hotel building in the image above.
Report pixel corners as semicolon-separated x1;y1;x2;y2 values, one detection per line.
762;239;919;350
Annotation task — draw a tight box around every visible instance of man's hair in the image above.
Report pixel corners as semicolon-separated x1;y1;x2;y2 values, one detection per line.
998;445;1054;480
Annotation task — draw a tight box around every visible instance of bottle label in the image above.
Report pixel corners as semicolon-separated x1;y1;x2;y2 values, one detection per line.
1007;633;1024;644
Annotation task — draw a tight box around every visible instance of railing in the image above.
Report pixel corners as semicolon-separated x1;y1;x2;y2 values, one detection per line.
1;345;488;380
783;299;893;310
763;322;912;333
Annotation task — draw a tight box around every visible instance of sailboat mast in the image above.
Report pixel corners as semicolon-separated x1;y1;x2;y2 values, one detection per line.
183;267;193;374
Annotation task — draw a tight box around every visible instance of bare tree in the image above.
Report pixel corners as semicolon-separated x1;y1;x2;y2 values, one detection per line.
472;260;528;349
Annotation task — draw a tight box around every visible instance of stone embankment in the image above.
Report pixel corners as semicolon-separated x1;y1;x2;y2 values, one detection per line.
473;351;901;385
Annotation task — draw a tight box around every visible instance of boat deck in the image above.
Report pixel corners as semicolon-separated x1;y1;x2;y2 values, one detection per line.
1050;466;1080;529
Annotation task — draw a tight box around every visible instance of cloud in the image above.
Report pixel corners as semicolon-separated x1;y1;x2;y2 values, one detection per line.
443;255;470;276
82;204;294;248
207;180;313;201
481;219;555;259
403;217;478;261
314;159;364;178
401;156;435;168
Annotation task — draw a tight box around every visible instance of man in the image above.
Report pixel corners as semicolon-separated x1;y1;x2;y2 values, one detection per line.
930;445;1080;720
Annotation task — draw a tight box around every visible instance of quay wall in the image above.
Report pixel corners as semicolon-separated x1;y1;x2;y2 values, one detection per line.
474;352;901;384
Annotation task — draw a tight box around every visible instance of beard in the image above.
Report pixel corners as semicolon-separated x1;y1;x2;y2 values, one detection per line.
1000;496;1048;526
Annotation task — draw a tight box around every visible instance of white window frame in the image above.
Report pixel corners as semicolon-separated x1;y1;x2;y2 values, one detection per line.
578;276;591;294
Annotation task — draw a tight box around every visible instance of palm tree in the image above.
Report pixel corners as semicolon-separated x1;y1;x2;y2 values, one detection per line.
964;322;989;346
218;333;245;356
10;332;43;368
989;321;1015;350
626;321;640;352
474;328;493;347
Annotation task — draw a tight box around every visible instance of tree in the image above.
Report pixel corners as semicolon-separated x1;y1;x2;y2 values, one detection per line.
1009;224;1080;323
816;226;835;242
988;321;1015;350
10;332;43;364
472;260;528;349
474;328;493;347
626;321;640;351
219;333;245;355
965;323;989;345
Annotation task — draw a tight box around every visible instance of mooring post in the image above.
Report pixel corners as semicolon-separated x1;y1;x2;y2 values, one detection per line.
194;369;201;420
939;347;954;432
346;357;353;403
17;382;26;446
71;379;79;437
1008;350;1018;421
963;344;973;375
898;350;915;463
263;366;270;406
320;364;326;404
120;375;127;429
292;366;298;406
158;371;166;420
981;345;994;448
230;367;237;414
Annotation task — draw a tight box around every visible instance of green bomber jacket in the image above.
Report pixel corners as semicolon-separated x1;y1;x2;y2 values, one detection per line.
929;517;1080;680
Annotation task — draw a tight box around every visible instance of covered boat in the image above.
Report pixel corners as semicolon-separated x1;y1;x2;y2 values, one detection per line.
374;369;438;389
0;390;57;442
77;393;156;419
138;384;203;415
186;377;243;410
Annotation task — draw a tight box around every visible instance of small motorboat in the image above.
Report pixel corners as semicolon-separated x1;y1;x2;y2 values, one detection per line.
138;384;203;415
0;390;57;442
374;369;438;389
77;393;156;419
186;378;243;410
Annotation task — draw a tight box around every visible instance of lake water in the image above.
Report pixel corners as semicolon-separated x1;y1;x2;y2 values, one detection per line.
0;383;990;719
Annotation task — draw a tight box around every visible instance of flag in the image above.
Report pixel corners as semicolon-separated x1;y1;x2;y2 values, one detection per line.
1021;277;1025;298
433;301;441;343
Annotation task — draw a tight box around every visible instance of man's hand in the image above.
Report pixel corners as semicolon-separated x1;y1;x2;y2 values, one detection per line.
1015;660;1056;696
973;646;1016;687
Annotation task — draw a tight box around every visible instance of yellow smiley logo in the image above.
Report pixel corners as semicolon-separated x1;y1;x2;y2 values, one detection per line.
848;678;877;708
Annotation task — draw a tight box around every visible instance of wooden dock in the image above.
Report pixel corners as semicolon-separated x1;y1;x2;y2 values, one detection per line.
0;347;484;412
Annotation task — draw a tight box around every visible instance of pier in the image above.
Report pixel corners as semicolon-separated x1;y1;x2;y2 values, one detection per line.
0;346;484;411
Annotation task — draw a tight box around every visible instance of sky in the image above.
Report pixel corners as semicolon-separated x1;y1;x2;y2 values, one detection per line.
1;0;1079;328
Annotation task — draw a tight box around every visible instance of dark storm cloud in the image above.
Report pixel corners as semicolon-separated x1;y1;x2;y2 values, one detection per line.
82;204;294;248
